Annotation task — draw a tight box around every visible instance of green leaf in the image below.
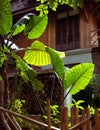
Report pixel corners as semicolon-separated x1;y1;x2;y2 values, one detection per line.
0;75;2;80
24;15;48;39
0;0;12;34
24;40;65;68
12;24;25;36
46;47;66;81
31;78;44;91
64;63;94;94
12;53;37;82
76;100;85;105
11;13;34;36
0;48;7;68
24;41;51;66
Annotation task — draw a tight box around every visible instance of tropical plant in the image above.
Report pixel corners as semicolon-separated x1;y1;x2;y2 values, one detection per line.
0;0;95;129
67;99;85;110
43;104;60;124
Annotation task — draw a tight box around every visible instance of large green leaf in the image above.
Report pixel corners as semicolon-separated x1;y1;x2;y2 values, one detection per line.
24;15;48;39
11;13;34;36
23;40;65;66
64;63;94;94
46;47;66;81
24;41;51;66
0;0;12;34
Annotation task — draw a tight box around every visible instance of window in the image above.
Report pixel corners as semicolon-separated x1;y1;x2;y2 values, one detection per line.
56;13;80;51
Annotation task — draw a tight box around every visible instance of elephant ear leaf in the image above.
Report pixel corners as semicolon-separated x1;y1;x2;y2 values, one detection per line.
0;0;12;34
23;41;51;66
24;15;48;39
11;13;34;36
46;47;66;82
12;53;43;91
64;63;94;94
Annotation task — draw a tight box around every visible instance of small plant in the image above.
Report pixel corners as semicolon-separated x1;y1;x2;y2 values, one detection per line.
67;98;85;110
43;104;60;124
10;99;27;114
50;104;60;124
88;105;95;115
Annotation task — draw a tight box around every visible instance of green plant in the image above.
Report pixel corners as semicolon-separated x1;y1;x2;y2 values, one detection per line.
10;99;27;114
36;0;83;15
88;105;95;115
0;0;95;129
43;104;60;124
67;99;85;110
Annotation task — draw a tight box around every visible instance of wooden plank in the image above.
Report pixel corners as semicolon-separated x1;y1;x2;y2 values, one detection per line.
94;108;100;130
71;108;79;130
81;109;87;130
63;107;68;130
0;107;60;130
60;107;69;130
47;98;51;130
85;108;92;130
69;117;92;130
60;107;64;130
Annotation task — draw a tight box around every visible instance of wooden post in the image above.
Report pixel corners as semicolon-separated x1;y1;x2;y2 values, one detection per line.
94;108;100;130
63;107;68;130
85;108;92;130
60;107;64;130
60;107;68;130
81;109;86;130
71;108;79;130
47;98;51;130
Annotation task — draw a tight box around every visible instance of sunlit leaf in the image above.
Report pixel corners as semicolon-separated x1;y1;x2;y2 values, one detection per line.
64;63;94;94
24;15;48;39
24;41;51;66
24;40;65;66
46;47;66;81
0;0;12;34
11;13;34;36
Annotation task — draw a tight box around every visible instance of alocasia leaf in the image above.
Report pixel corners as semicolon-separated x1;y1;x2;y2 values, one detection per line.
0;0;12;34
64;63;94;94
24;15;48;39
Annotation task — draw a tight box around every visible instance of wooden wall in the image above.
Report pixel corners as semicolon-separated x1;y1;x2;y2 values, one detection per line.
80;3;98;48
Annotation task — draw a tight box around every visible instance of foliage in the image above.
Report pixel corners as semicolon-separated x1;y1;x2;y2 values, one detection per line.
0;0;96;129
0;0;95;117
67;99;84;110
24;40;94;96
43;104;60;124
10;99;27;114
88;105;95;115
0;0;12;34
12;53;44;91
64;63;94;94
36;0;83;15
0;13;48;92
24;40;65;66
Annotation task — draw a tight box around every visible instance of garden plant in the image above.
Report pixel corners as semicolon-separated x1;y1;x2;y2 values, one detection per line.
0;0;96;129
